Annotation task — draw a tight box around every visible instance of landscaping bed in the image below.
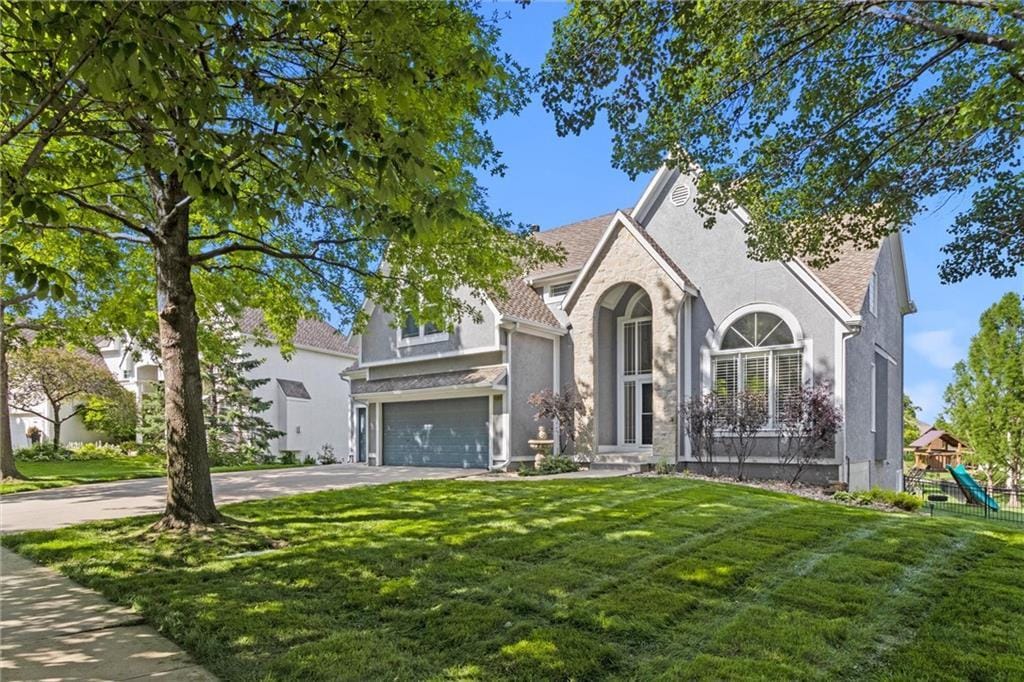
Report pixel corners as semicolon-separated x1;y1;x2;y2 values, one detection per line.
3;477;1022;681
645;471;923;512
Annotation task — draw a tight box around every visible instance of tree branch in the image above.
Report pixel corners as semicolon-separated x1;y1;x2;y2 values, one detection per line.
57;191;158;242
0;4;130;146
862;4;1020;52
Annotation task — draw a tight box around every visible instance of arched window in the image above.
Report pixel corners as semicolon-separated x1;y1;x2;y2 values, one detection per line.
711;310;804;424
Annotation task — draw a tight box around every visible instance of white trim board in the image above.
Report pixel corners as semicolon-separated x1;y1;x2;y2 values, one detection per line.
356;345;505;369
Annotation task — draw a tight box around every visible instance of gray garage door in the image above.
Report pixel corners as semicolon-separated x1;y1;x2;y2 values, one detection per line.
382;397;489;468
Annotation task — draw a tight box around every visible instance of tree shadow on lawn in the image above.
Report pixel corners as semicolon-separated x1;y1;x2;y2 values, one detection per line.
4;478;1023;681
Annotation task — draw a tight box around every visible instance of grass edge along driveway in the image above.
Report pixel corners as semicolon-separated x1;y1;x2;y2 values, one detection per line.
0;457;305;495
3;477;1022;681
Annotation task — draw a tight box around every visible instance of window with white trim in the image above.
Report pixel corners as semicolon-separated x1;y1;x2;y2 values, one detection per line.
544;281;573;302
711;311;803;425
398;312;445;345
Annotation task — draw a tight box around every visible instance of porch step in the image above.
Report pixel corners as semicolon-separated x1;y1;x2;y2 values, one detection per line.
589;452;659;473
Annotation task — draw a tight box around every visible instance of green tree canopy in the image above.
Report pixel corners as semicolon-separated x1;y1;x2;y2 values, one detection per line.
903;394;921;446
8;344;123;446
944;292;1024;497
2;2;557;526
541;1;1023;281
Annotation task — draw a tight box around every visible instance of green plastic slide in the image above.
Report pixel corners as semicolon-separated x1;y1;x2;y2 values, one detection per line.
946;464;1000;512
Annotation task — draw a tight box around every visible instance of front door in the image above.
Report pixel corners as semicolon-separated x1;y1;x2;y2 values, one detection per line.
356;406;367;463
619;291;654;447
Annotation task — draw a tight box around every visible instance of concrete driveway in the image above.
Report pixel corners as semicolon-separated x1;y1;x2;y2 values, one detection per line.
0;464;475;533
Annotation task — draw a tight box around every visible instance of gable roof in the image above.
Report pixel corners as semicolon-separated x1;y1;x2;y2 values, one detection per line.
527;212;618;281
623;213;696;290
489;278;563;330
631;165;915;324
804;241;883;315
909;427;970;451
239;309;357;357
563;211;698;312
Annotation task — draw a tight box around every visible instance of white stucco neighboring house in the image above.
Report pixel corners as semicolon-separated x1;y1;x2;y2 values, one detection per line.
8;312;357;462
345;167;915;491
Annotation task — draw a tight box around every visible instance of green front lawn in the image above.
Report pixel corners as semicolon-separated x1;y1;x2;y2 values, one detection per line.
4;478;1022;681
0;457;303;494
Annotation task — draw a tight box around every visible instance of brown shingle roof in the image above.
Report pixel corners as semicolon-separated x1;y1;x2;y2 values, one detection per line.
527;212;617;280
239;309;357;356
805;241;882;315
350;365;507;395
490;278;563;329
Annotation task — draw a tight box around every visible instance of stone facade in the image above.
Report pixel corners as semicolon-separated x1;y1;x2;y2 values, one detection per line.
566;221;687;459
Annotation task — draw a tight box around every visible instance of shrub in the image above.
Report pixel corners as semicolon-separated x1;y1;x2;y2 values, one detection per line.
317;443;337;465
15;442;71;461
518;456;579;477
279;450;300;465
775;384;843;484
528;385;587;455
719;390;769;480
655;457;674;475
70;442;136;461
681;393;720;475
831;487;923;512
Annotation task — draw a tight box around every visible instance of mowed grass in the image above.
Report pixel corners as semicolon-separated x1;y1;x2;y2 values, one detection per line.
3;478;1023;681
0;457;303;494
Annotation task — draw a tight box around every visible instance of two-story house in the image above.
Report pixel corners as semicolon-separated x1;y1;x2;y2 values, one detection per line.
344;168;914;490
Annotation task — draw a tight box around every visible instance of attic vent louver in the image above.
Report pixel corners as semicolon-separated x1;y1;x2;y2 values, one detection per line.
670;183;690;207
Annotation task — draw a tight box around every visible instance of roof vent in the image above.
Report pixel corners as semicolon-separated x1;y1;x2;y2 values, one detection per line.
669;183;690;207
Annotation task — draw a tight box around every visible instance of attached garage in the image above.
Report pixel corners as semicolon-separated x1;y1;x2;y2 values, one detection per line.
382;397;489;468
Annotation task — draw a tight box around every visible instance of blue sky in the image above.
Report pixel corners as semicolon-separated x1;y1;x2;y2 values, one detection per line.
476;2;1023;423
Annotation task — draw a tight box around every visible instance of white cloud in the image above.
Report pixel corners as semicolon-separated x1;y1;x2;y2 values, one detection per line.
908;329;962;369
906;380;946;423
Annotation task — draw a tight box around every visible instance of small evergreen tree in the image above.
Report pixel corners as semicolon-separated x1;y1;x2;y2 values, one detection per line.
202;336;282;466
138;383;166;452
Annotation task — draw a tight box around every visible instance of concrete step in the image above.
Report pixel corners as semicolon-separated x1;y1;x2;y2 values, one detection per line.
592;452;655;464
589;458;657;473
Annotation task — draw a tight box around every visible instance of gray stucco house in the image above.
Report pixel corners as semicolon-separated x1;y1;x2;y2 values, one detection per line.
344;167;914;490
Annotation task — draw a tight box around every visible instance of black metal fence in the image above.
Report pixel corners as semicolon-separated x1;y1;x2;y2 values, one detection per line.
906;475;1024;526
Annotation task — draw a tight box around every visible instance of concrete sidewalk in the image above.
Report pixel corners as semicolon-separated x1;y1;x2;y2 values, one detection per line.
0;547;216;680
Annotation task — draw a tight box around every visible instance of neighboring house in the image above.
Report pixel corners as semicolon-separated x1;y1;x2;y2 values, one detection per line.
237;310;358;461
345;167;914;491
8;313;357;462
907;426;971;472
9;333;109;449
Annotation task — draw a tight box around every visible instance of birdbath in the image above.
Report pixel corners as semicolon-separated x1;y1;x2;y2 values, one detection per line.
527;425;555;468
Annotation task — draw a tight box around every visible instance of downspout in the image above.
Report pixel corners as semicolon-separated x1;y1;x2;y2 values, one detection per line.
841;321;863;488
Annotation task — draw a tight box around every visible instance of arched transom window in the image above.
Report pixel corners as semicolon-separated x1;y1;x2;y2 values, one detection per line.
712;311;804;423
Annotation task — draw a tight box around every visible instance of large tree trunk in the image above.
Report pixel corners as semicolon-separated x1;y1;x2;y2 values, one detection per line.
153;191;220;528
0;312;25;479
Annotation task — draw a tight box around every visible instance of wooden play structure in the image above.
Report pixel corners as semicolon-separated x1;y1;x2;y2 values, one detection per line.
906;427;971;472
